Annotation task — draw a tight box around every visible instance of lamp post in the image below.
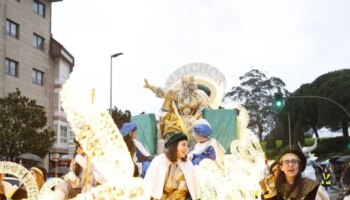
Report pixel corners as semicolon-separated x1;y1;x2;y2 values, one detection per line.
288;112;291;150
109;52;123;115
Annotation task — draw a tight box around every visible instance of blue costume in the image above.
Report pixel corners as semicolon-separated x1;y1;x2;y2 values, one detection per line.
120;122;152;177
189;122;225;168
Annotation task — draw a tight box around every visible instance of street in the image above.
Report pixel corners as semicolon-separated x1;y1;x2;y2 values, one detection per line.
329;185;340;200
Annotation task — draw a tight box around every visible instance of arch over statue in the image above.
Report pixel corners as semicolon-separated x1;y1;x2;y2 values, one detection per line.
144;63;226;138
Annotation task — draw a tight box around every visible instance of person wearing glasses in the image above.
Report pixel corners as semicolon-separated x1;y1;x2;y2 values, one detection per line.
276;149;329;200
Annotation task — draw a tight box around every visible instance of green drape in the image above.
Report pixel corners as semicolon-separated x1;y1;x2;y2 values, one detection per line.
203;109;238;153
131;113;158;155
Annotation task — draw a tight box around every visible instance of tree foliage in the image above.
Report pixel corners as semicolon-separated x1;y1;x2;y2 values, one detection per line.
111;107;132;129
283;69;350;140
224;69;289;141
0;89;55;161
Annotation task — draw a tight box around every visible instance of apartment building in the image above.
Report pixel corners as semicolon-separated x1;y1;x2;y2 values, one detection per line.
0;0;75;167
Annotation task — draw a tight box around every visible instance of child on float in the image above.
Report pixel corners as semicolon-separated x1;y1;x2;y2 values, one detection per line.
188;119;225;169
120;122;153;177
144;132;199;199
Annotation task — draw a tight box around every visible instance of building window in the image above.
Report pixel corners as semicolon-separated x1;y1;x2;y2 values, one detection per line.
54;92;59;111
32;34;44;50
69;130;74;142
32;69;43;85
5;58;18;77
6;19;19;38
69;146;75;155
60;126;68;144
59;64;70;84
33;0;45;17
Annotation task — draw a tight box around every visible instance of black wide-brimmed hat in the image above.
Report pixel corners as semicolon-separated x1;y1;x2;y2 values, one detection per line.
279;148;307;172
165;132;188;149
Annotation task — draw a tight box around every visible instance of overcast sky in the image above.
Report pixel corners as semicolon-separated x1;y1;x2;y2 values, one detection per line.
52;0;350;115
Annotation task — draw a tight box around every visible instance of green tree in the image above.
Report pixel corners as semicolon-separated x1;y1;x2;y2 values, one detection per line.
111;107;132;129
285;69;350;138
293;118;305;146
0;89;55;161
224;69;290;141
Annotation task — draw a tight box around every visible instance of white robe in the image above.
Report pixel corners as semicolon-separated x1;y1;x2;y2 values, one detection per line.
133;139;151;175
144;153;200;200
189;138;226;169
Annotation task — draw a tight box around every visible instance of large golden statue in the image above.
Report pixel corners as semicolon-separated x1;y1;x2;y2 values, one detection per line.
144;75;211;139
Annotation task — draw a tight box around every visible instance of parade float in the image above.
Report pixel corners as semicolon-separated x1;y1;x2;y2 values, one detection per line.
0;63;266;199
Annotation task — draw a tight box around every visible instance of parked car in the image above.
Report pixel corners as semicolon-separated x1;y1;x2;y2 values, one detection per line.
4;176;22;187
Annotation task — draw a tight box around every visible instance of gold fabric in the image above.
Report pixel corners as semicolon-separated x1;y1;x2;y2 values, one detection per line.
260;175;277;199
160;108;185;137
150;79;211;139
160;163;188;200
281;178;318;199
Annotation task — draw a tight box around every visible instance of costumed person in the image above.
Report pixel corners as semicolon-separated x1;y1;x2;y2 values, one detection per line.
299;139;318;181
49;139;105;200
275;148;330;200
260;161;281;200
144;75;211;144
11;166;47;200
144;132;199;200
120;122;153;177
188;119;225;169
321;167;332;192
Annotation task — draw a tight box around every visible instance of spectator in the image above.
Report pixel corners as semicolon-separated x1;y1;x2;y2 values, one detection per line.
275;149;329;199
321;167;332;192
337;164;350;200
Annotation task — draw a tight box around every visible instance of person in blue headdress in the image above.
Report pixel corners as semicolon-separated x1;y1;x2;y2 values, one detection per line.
120;122;152;177
188;119;225;169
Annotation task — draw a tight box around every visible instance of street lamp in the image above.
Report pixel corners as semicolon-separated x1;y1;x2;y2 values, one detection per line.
109;52;123;115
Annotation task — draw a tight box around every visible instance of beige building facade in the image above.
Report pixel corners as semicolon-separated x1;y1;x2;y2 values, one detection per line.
0;0;75;166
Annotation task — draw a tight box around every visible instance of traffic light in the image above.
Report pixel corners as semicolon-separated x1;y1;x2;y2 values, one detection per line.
273;92;284;110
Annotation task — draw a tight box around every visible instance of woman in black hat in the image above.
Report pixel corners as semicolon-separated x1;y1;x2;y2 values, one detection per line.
144;132;199;200
275;149;329;200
